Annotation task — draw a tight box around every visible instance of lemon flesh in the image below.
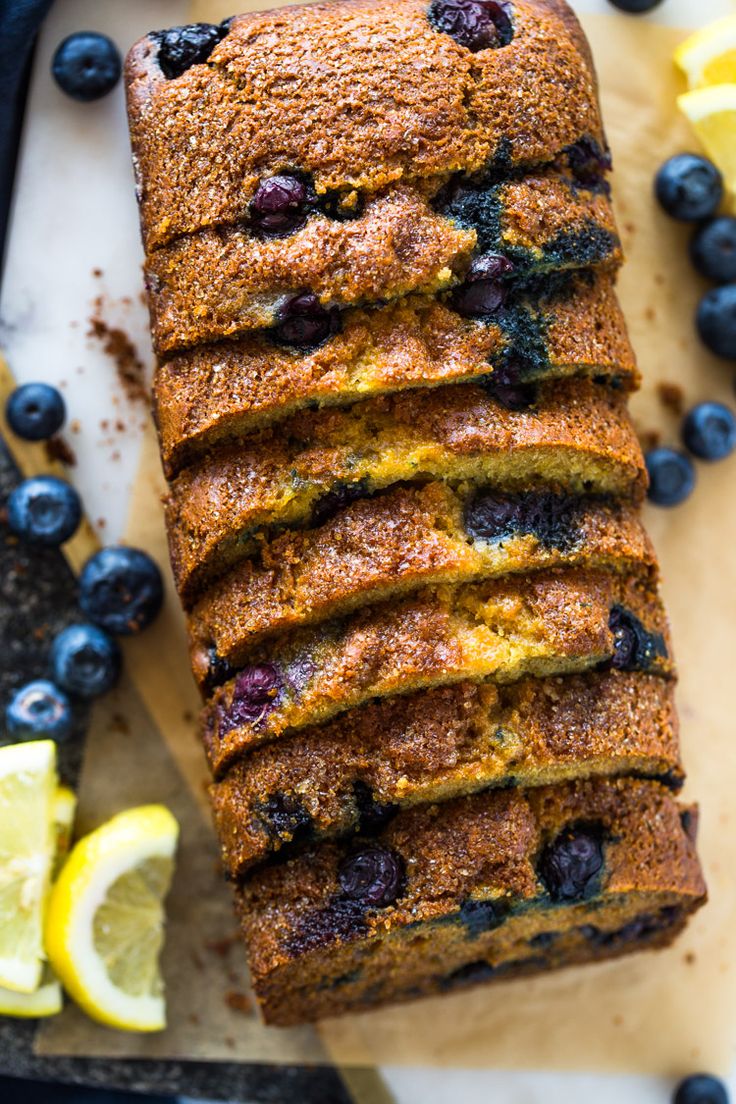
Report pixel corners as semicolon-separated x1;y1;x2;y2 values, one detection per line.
0;741;58;994
679;84;736;204
45;804;178;1032
675;16;736;89
0;783;77;1017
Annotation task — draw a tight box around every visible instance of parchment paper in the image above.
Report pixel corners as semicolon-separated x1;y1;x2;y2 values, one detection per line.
33;8;736;1076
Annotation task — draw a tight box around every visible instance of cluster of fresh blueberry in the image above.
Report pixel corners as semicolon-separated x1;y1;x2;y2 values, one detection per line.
3;383;163;742
643;154;736;506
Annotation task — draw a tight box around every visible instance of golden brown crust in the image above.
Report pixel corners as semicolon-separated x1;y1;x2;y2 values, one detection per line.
238;777;706;1024
187;488;657;687
166;378;647;604
154;273;637;476
126;0;607;250
212;671;681;877
201;567;673;778
145;174;620;355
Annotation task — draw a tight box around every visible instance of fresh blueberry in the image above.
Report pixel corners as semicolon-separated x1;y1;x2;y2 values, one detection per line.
274;292;338;347
51;32;122;102
5;383;65;441
607;0;663;11
428;0;514;51
539;824;604;902
5;680;73;742
50;624;121;699
697;285;736;360
79;547;163;635
6;476;81;546
338;844;405;907
690;218;736;284
154;21;228;80
250;174;314;237
219;664;282;733
682;401;736;461
655;154;723;222
674;1074;729;1104
645;448;696;507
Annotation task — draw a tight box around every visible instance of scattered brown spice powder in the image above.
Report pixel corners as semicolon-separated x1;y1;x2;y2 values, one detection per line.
44;435;77;467
88;314;148;404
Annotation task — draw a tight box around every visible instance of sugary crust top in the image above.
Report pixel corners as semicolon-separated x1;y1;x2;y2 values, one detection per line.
125;0;606;249
239;777;705;976
154;273;636;477
211;671;681;877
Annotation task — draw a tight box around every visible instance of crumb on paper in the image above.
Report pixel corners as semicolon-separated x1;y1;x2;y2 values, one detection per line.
70;419;81;435
205;933;240;958
657;381;685;417
225;990;253;1016
92;268;103;278
644;306;656;323
638;429;661;452
44;435;77;467
685;952;696;966
109;712;130;735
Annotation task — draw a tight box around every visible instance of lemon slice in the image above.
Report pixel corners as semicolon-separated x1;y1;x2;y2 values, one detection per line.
0;782;77;1017
45;804;178;1032
675;16;736;89
0;740;58;994
679;84;736;202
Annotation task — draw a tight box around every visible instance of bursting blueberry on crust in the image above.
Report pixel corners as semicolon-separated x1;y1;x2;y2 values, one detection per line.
608;605;667;672
273;292;340;348
249;174;317;238
153;21;230;80
218;663;283;734
465;489;582;551
428;0;514;51
539;823;605;902
338;844;405;907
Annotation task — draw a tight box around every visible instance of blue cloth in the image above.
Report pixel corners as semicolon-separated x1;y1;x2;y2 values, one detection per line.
0;0;55;267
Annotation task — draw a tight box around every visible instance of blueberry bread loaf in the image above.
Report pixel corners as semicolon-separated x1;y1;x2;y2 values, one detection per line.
201;567;672;776
167;377;646;603
212;671;682;877
126;0;705;1027
188;493;656;689
155;272;635;476
239;777;706;1024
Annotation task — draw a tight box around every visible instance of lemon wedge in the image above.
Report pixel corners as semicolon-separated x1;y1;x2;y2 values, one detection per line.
45;804;178;1032
0;782;76;1017
679;84;736;202
675;16;736;89
0;740;58;994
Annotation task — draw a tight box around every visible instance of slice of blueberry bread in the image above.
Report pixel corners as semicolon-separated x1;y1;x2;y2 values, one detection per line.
145;173;621;355
188;491;656;691
125;0;608;251
211;670;681;877
155;271;636;476
201;567;673;777
237;777;706;1024
166;377;646;604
